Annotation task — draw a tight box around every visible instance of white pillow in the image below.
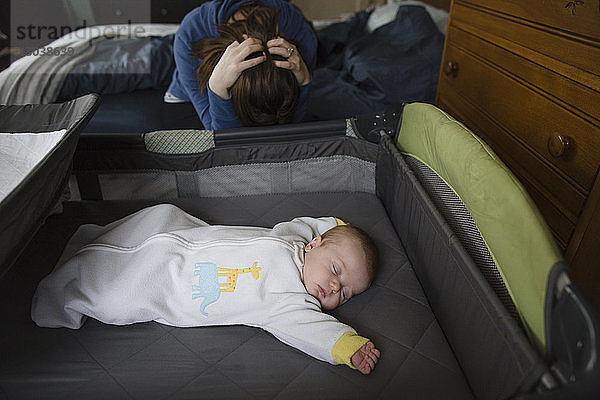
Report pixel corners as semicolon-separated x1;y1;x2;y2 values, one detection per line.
366;0;449;34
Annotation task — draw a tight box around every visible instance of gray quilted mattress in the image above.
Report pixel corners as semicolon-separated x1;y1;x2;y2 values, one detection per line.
0;192;474;399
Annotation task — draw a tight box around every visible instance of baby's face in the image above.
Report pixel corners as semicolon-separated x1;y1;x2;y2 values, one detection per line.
302;235;371;310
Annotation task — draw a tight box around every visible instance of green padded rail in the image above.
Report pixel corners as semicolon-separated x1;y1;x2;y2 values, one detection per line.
396;102;562;353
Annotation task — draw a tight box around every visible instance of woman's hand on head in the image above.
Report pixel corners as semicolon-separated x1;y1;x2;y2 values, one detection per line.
267;37;310;86
208;37;266;99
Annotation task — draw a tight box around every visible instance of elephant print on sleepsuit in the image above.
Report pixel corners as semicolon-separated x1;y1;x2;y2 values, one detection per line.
192;262;262;316
192;262;221;316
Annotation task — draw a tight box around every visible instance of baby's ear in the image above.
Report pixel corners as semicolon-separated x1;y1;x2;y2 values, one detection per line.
305;235;322;251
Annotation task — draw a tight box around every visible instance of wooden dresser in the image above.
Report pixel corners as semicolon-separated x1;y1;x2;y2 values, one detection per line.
435;0;600;305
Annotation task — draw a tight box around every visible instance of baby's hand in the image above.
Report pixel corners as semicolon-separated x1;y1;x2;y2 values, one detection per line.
351;341;380;375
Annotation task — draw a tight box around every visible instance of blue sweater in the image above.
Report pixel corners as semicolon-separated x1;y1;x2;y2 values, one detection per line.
166;0;317;129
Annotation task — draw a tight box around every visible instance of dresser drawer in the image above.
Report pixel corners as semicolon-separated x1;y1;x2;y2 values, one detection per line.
445;25;600;124
451;1;600;84
458;0;600;43
436;87;586;220
440;40;600;194
437;92;578;248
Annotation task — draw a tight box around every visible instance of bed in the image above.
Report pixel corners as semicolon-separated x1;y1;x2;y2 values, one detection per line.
1;95;599;399
0;0;448;133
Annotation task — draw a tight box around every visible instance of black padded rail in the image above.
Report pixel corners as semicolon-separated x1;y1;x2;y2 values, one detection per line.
77;132;146;151
376;135;546;400
214;119;347;146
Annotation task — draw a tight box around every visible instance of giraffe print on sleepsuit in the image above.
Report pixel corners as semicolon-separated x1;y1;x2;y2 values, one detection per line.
217;262;261;292
192;262;262;316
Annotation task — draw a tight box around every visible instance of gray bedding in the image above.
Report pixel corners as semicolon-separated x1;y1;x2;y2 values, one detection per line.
0;192;473;400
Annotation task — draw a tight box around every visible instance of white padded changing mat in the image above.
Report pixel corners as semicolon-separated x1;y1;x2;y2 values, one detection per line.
0;129;67;201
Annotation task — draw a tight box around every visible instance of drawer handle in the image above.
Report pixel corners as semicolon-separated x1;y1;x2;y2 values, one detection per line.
548;134;573;158
443;61;459;77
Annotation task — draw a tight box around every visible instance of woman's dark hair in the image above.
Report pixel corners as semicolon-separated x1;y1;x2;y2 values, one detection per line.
192;3;300;126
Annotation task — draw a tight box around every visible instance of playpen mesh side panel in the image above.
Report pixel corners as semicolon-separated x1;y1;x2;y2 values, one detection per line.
376;136;546;400
1;193;473;400
95;155;376;200
75;136;379;173
403;155;520;323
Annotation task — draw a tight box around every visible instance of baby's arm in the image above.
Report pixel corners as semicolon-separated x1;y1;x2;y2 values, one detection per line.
263;301;382;374
351;341;381;375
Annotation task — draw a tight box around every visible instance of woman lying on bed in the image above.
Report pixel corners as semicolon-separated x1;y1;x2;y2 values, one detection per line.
164;0;317;129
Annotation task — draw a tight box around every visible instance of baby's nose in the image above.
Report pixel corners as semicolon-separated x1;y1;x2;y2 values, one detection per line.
329;280;340;293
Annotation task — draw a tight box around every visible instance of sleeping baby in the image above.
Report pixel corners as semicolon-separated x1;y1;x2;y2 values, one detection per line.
31;204;380;374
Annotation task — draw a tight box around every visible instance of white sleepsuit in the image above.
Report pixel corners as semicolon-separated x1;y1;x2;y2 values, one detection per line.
31;204;369;368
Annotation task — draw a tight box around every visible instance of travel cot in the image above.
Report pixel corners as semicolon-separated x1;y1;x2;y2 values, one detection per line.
1;95;599;399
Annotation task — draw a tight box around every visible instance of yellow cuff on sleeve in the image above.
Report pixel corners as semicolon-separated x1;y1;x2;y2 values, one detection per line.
335;218;347;226
332;331;370;369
